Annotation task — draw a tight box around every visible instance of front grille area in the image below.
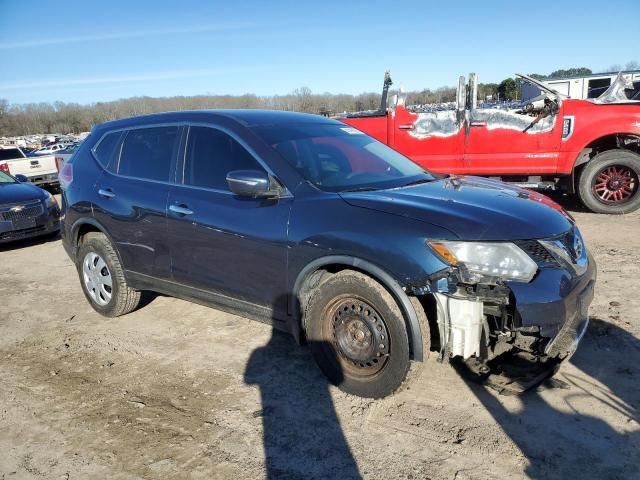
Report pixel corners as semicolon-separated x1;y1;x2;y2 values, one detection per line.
0;201;43;222
515;239;559;267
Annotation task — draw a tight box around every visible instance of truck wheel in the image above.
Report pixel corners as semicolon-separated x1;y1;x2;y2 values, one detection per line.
305;270;410;398
76;232;141;317
578;150;640;214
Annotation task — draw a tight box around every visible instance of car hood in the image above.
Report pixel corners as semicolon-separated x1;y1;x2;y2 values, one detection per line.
339;176;573;240
0;182;45;205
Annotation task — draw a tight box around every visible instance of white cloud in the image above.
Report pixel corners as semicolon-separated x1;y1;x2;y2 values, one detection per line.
0;67;257;91
0;22;263;49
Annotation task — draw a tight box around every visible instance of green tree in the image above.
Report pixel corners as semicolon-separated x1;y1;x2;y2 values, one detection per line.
497;78;519;100
548;67;592;78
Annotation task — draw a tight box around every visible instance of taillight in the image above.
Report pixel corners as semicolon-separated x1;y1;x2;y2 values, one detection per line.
0;162;10;174
55;156;64;172
59;162;73;188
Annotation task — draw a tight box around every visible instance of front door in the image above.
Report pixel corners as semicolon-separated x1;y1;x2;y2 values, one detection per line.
463;105;562;175
167;125;291;315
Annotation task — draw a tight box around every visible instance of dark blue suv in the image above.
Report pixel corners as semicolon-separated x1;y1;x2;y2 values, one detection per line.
61;110;596;398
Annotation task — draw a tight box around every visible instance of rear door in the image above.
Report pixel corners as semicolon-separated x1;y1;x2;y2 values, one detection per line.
92;125;182;281
167;125;291;314
391;106;466;174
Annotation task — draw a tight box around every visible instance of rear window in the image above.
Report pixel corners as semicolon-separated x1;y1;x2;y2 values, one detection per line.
92;131;122;168
0;148;24;161
118;126;180;182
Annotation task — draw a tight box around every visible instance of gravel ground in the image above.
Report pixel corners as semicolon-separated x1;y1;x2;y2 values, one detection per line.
1;194;639;480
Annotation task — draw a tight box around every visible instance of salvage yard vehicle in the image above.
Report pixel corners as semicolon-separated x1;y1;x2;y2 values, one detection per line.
0;170;60;243
60;110;595;397
54;142;81;173
342;72;640;214
0;146;59;188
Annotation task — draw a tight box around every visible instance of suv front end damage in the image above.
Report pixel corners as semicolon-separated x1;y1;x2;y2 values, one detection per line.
420;226;596;393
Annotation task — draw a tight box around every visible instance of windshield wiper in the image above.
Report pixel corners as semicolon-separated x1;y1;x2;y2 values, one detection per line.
341;186;382;193
399;178;432;188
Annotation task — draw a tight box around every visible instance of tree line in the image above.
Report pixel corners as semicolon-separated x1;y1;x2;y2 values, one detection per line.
1;62;638;137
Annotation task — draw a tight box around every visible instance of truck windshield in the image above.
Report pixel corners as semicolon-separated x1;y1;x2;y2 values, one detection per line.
0;149;24;161
0;171;16;184
252;124;433;192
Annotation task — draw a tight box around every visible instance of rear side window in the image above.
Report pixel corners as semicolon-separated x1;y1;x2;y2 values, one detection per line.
119;126;179;182
183;126;263;190
93;131;122;168
0;148;23;161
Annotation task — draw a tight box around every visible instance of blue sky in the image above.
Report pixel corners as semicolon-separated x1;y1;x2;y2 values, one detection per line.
0;0;636;104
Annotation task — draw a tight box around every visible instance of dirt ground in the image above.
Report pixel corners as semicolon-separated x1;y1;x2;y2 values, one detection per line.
1;194;639;480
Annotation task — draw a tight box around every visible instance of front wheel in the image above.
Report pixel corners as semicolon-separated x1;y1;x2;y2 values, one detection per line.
305;270;410;398
577;149;640;214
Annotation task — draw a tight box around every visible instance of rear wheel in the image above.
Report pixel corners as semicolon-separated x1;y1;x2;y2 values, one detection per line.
76;232;141;317
578;149;640;214
305;270;410;398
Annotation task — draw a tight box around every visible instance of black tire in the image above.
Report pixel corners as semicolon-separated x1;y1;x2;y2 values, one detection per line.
305;270;410;398
577;149;640;214
76;232;141;317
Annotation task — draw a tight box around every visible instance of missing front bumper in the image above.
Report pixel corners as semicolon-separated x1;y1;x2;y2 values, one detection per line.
431;253;596;393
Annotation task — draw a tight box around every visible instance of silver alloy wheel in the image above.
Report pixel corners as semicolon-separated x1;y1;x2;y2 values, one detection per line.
82;252;113;306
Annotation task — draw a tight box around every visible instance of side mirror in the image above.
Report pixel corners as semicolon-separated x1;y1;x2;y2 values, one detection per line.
14;174;29;183
226;170;279;198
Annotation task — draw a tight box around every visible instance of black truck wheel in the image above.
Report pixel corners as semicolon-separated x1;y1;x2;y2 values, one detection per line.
578;149;640;214
305;270;410;398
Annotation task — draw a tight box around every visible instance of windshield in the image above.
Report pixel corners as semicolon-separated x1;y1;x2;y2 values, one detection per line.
252;124;433;192
0;171;16;184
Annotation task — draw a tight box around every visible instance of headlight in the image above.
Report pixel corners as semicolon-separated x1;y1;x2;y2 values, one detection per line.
44;191;58;208
429;241;538;283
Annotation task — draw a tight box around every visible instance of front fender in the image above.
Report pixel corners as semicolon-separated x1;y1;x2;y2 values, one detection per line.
292;255;427;361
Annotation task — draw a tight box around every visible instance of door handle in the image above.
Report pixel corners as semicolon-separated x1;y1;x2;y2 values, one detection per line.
470;121;487;127
169;204;194;216
98;188;115;198
398;124;415;130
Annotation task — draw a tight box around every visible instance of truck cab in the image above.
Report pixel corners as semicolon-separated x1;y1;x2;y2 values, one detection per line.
342;72;640;214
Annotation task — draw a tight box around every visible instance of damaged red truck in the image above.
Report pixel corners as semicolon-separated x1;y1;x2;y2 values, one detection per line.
342;72;640;214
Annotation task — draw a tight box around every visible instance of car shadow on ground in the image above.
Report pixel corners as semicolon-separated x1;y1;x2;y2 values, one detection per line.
0;231;60;252
546;191;592;213
244;327;362;480
457;318;639;479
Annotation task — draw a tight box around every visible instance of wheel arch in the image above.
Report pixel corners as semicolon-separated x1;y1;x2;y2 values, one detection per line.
292;255;426;361
569;133;640;192
70;218;124;267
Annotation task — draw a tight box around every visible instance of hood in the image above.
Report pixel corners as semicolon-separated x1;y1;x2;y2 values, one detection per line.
516;73;565;100
339;176;573;241
0;182;46;205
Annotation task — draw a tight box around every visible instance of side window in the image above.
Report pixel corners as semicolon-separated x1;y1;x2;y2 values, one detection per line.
118;126;179;182
92;131;122;168
184;126;264;190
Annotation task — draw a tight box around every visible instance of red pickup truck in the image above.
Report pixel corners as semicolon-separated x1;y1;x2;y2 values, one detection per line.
341;72;640;214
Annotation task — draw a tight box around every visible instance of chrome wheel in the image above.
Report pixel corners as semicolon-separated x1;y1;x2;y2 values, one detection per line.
82;252;113;306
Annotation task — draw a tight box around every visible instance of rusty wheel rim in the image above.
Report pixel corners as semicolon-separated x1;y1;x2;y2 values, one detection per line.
321;295;390;377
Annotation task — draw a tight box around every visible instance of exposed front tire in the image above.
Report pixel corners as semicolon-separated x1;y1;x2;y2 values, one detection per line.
76;232;141;317
305;270;410;398
577;149;640;214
